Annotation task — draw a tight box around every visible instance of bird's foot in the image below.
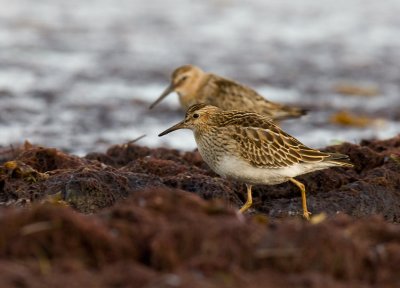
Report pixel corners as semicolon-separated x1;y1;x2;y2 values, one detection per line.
239;201;252;214
303;210;312;221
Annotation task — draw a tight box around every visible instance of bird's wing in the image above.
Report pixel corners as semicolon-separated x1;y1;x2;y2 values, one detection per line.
202;76;307;120
203;76;278;114
223;119;330;168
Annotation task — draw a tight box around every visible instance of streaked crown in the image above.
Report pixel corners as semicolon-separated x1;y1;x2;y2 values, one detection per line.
171;65;204;89
183;104;220;127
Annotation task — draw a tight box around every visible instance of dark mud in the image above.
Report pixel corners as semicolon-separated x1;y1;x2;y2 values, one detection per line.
0;137;400;287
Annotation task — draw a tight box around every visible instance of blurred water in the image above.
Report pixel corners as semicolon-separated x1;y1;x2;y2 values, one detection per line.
0;0;399;154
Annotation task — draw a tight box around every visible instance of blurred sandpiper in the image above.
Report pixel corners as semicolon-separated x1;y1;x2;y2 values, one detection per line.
150;65;307;121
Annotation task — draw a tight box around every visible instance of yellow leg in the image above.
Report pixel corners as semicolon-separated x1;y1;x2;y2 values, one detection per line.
289;178;311;220
239;184;253;213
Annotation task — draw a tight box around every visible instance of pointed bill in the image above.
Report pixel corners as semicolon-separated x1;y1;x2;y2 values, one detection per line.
158;120;186;136
149;83;174;109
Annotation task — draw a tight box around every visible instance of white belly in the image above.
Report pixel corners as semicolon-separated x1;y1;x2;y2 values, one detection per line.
210;155;334;185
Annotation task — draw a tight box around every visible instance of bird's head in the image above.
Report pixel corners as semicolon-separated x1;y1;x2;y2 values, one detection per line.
149;65;204;109
158;104;219;136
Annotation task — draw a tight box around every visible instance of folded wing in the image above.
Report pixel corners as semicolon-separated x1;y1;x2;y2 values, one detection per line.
226;123;331;168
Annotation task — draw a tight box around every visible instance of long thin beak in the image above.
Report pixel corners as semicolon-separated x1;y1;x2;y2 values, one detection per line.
149;83;174;109
158;121;186;136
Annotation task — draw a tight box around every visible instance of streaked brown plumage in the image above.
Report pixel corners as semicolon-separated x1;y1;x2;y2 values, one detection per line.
150;65;307;120
159;104;353;219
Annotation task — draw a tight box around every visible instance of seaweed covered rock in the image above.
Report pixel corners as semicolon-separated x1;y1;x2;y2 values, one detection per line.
1;136;400;220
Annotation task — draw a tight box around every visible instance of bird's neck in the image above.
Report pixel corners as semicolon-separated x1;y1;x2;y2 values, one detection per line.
193;123;215;140
178;92;196;109
178;73;211;109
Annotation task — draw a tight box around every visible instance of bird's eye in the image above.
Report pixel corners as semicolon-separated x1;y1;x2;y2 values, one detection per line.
181;76;188;82
193;113;199;119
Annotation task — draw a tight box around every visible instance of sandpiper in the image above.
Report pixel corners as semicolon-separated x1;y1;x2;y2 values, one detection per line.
149;65;307;120
159;104;353;220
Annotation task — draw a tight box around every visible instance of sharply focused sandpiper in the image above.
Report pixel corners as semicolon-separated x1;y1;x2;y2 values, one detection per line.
150;65;307;121
159;104;353;220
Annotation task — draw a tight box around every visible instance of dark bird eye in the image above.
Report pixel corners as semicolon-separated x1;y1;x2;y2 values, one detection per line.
193;113;199;119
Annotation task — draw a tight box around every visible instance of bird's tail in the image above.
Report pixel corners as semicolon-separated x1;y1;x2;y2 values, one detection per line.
270;106;308;120
324;152;354;167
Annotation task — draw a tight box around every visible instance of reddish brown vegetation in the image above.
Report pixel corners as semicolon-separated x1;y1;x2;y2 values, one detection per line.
0;136;399;287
